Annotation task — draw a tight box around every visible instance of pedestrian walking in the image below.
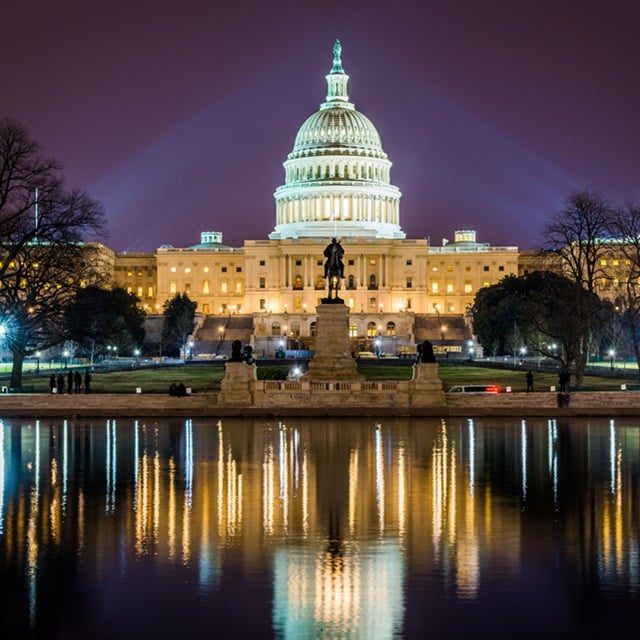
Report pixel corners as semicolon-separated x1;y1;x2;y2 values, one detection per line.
74;370;82;394
49;374;56;394
67;370;73;394
526;371;534;393
56;373;65;394
84;370;92;394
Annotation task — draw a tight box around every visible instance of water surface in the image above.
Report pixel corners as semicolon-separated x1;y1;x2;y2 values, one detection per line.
1;417;639;638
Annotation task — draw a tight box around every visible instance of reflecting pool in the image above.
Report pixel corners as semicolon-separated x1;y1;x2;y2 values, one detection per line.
1;417;639;638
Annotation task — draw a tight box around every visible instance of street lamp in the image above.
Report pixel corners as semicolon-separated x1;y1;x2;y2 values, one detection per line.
609;348;616;371
374;338;382;358
34;351;41;374
62;349;69;369
188;340;194;359
440;324;447;341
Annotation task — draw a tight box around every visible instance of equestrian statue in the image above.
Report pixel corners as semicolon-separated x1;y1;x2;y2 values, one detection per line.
323;237;345;302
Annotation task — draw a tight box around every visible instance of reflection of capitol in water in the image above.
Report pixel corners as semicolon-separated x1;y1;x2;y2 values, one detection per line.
1;417;640;634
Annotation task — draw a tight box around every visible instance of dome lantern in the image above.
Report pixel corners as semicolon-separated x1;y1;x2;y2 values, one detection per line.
324;39;351;107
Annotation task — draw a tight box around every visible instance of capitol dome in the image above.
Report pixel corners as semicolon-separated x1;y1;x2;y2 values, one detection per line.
290;108;385;159
270;41;404;240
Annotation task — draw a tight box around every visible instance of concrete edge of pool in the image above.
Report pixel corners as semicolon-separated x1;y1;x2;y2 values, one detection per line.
0;391;638;418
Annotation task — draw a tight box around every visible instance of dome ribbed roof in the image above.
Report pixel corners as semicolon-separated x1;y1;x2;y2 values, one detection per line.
290;107;386;159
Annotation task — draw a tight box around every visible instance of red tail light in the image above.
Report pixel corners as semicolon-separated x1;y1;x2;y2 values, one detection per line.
486;385;499;394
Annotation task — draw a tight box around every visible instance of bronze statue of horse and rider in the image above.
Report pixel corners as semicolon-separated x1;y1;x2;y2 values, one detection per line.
323;237;345;303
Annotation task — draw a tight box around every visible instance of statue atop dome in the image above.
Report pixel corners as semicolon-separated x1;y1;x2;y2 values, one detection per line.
331;39;344;74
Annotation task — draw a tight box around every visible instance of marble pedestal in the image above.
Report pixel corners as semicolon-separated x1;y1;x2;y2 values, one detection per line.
218;362;256;405
303;303;362;381
409;362;445;405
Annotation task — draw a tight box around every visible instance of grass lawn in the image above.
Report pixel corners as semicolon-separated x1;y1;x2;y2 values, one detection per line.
2;361;637;393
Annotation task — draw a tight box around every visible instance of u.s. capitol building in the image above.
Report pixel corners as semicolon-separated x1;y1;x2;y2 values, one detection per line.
111;42;519;355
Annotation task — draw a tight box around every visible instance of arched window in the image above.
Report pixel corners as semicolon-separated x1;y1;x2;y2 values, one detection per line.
367;321;378;337
202;279;210;294
290;321;300;337
256;323;266;336
349;323;358;337
369;274;377;290
347;275;356;290
315;275;324;290
271;322;281;336
310;321;317;337
386;321;396;337
293;275;303;290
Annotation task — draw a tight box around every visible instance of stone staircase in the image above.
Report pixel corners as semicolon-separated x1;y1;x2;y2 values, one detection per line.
413;315;470;342
194;315;254;356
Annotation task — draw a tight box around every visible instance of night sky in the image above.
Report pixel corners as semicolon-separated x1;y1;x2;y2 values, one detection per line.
3;0;639;251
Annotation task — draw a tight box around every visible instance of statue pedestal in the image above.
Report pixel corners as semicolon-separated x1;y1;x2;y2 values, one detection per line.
409;363;445;405
303;303;362;381
218;362;256;405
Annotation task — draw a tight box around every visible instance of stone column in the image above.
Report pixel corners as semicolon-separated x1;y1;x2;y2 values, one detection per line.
303;303;362;381
218;362;257;405
409;363;445;406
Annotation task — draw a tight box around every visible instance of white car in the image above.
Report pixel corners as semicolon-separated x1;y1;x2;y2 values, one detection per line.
447;384;500;394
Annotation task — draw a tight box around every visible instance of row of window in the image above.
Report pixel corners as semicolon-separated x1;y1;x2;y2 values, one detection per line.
286;162;388;182
169;281;243;294
168;266;242;274
126;286;155;298
265;320;399;338
431;265;507;272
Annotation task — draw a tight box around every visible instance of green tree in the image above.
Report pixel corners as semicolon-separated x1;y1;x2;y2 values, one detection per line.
472;271;607;385
162;293;197;358
66;286;146;362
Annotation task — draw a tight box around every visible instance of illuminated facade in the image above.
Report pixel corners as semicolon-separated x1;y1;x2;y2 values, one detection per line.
111;42;520;348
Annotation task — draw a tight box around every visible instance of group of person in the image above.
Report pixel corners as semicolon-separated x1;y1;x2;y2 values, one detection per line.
524;369;571;393
49;370;91;394
168;382;188;397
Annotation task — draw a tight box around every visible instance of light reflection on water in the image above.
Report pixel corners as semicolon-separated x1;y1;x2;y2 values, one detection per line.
0;417;639;638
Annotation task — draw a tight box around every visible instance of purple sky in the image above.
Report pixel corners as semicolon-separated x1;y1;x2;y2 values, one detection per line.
3;0;640;251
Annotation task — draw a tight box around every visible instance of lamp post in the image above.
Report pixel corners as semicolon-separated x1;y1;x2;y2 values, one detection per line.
188;340;194;360
34;351;40;374
440;324;447;341
609;348;616;371
62;350;69;369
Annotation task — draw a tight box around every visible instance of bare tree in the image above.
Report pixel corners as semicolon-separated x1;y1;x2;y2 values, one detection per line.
543;191;615;385
544;191;614;292
0;118;105;387
609;204;640;376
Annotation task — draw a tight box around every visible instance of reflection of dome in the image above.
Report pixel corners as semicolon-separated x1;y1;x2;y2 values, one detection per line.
270;40;404;240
